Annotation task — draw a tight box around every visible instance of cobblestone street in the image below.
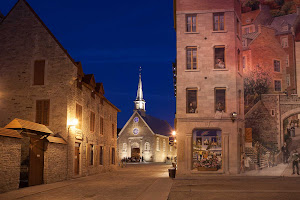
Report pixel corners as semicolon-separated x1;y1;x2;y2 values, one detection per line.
0;163;173;200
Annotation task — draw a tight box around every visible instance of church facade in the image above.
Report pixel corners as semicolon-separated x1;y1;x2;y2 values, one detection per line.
117;73;176;162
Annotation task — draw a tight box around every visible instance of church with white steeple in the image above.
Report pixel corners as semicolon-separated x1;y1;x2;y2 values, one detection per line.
117;69;176;162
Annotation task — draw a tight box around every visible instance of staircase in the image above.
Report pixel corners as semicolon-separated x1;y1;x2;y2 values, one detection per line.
245;141;271;169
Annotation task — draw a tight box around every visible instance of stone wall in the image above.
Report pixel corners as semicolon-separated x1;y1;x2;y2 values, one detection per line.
0;136;21;193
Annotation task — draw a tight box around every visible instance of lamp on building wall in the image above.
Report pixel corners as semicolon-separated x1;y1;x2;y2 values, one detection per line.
172;131;176;136
68;118;78;129
230;112;238;122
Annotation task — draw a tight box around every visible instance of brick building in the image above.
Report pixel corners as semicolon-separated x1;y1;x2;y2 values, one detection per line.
118;73;176;162
174;0;244;175
0;0;119;193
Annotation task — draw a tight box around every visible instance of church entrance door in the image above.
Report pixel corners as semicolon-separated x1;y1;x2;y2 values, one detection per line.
131;148;140;161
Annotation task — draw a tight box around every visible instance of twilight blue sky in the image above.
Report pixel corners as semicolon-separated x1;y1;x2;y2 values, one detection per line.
0;0;176;128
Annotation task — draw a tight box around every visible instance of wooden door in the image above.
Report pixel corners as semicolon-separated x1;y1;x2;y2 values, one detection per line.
74;143;80;175
28;137;44;186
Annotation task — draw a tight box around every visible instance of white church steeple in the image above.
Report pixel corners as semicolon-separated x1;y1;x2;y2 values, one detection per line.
134;67;146;113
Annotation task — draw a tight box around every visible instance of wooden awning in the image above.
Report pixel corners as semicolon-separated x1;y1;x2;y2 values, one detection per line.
4;118;53;135
0;128;23;139
46;136;67;144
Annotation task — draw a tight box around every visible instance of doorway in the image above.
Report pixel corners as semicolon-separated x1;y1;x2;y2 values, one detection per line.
74;143;80;175
131;148;140;161
28;137;44;186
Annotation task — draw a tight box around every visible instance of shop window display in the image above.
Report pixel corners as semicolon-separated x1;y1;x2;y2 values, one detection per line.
192;129;222;171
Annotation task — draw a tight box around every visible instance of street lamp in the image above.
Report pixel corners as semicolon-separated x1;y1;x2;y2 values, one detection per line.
172;131;176;136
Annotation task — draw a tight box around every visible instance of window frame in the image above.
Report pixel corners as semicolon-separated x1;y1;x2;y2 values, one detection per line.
186;14;197;33
36;99;50;126
215;88;226;112
33;60;46;85
214;46;226;69
186;88;198;114
156;138;160;151
90;144;94;166
90;111;95;132
100;116;104;135
213;13;225;31
274;80;282;92
99;146;103;165
186;46;198;70
76;104;83;129
274;60;281;72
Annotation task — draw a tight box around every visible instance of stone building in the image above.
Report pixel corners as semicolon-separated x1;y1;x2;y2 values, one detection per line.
117;73;176;162
242;25;288;93
174;0;244;175
0;0;119;193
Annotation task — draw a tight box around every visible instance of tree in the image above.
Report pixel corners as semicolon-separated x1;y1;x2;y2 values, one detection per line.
244;64;271;112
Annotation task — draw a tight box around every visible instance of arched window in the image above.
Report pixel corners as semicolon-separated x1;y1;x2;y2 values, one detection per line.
122;143;127;152
144;142;150;151
156;138;160;151
163;139;166;152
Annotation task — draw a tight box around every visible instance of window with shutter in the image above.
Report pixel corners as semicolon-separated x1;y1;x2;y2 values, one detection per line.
76;104;82;129
99;146;103;165
90;112;95;132
36;100;50;125
33;60;45;85
100;117;104;135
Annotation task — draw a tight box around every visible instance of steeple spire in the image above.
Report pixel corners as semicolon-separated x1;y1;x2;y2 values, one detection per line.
134;66;146;113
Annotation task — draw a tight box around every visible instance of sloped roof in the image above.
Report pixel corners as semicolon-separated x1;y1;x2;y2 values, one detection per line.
242;9;260;25
0;128;22;139
83;74;96;88
5;118;53;135
96;83;105;95
140;113;173;137
47;136;67;144
270;13;298;35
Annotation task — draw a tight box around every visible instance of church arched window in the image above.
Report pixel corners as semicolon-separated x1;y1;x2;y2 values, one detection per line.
156;138;160;151
144;142;150;151
163;139;166;152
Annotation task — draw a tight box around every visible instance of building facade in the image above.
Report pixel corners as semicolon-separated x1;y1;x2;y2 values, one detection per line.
0;0;119;192
118;73;176;162
174;0;244;175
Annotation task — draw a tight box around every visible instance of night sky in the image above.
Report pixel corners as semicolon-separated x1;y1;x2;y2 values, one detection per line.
0;0;176;128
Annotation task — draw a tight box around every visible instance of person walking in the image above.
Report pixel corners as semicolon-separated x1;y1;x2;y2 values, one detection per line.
240;153;245;173
244;154;252;171
281;142;289;164
290;149;299;175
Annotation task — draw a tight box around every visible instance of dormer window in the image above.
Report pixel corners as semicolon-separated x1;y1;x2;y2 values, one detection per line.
77;79;82;90
91;91;95;99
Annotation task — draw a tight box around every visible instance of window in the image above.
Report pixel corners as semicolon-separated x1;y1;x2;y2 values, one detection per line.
274;80;282;92
99;146;103;165
281;37;288;48
186;88;197;113
243;56;246;69
111;147;115;165
271;109;275;116
186;14;196;32
244;27;250;34
213;13;225;31
215;88;226;112
100;117;104;135
100;98;104;105
76;104;82;129
90;144;94;165
112;123;115;138
122;143;127;152
144;142;150;151
33;60;45;85
286;74;291;87
274;60;280;72
286;56;289;67
163;139;166;152
36;100;50;125
237;49;241;71
186;47;197;70
156;138;160;151
214;46;225;69
90;112;95;132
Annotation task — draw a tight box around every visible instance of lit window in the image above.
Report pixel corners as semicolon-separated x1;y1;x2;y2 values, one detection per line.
274;60;280;72
156;138;160;151
122;143;127;152
186;88;197;113
163;139;166;152
213;13;225;31
215;88;226;112
186;14;196;32
144;142;150;151
274;80;282;92
214;46;225;69
186;47;197;70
